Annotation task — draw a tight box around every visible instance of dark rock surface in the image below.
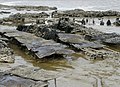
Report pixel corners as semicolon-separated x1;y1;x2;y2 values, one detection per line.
0;29;74;59
15;17;120;60
53;9;120;18
0;4;57;11
0;73;48;87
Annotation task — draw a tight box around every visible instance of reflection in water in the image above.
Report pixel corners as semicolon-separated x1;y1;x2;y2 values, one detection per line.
9;44;73;71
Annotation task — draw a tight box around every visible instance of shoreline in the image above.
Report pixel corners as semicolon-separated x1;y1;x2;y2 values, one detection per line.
0;4;120;87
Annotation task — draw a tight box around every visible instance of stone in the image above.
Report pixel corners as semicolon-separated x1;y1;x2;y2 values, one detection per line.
1;29;74;59
58;33;104;49
0;72;48;87
57;17;74;33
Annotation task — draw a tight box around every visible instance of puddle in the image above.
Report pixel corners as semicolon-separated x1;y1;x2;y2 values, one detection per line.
9;43;74;71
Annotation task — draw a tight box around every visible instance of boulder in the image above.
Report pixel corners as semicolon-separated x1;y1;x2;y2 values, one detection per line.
57;17;74;33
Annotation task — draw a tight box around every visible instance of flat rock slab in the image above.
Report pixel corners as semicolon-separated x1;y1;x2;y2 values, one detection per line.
1;29;74;59
8;66;60;81
35;47;56;58
0;73;48;87
58;33;84;44
58;33;104;49
72;41;104;49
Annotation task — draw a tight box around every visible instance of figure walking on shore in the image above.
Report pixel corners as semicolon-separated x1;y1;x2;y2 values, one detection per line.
93;19;95;25
106;19;111;26
86;19;88;23
100;18;104;25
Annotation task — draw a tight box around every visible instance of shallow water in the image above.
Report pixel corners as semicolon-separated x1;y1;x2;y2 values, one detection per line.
0;0;120;11
0;4;120;85
0;23;120;87
9;43;74;71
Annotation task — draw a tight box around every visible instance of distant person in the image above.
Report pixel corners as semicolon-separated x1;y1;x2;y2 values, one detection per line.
81;18;86;25
106;20;111;26
100;21;104;25
100;18;104;25
93;19;95;25
86;19;88;23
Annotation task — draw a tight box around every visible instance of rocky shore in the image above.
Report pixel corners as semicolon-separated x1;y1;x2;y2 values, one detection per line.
52;9;120;18
0;4;120;87
16;17;120;60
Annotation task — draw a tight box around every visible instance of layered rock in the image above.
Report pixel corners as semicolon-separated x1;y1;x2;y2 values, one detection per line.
0;29;74;60
0;73;48;87
15;17;120;60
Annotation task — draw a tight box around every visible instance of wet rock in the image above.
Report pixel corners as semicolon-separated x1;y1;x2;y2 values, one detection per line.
57;17;74;33
0;72;48;87
58;33;104;50
53;9;120;18
1;29;74;59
